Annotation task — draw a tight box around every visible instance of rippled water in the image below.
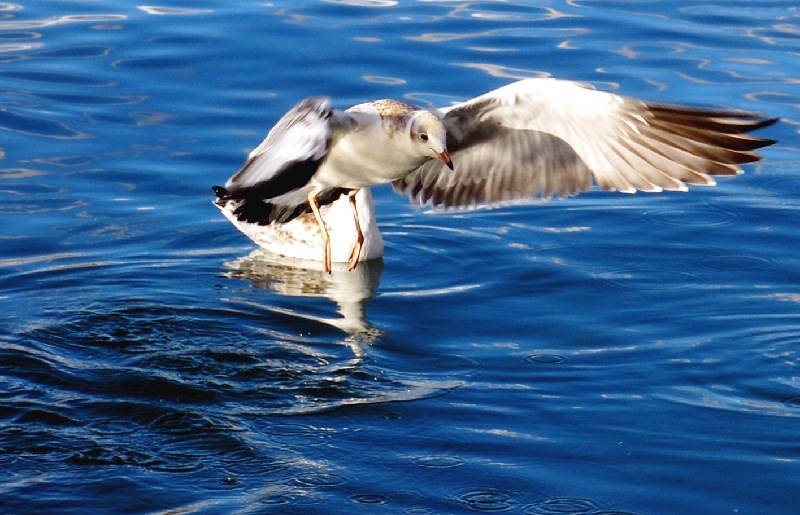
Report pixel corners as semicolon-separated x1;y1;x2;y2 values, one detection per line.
1;1;799;514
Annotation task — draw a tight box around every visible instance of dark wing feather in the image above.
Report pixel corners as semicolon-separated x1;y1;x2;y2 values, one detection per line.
394;125;593;208
392;79;777;209
221;96;333;200
214;186;349;225
213;96;339;225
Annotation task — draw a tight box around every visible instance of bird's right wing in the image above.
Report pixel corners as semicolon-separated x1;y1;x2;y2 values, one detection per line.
222;96;334;202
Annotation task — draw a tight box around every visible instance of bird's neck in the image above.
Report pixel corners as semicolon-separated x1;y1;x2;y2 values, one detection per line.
320;121;426;189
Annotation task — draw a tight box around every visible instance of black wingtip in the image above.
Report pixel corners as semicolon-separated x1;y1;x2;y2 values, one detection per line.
759;117;781;131
212;185;229;199
743;116;780;132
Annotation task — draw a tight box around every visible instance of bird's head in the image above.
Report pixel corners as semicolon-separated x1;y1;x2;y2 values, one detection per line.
409;111;453;170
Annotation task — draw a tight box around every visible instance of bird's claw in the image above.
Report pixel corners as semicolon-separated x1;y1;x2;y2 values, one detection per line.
347;240;362;271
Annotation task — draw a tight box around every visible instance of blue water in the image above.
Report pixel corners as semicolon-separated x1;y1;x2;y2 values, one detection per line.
1;1;799;513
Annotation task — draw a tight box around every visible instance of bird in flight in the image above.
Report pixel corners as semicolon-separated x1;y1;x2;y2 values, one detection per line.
213;78;777;273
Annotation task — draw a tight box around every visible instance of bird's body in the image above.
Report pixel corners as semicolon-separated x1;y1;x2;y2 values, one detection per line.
216;188;383;264
214;78;777;272
214;94;451;272
317;100;440;188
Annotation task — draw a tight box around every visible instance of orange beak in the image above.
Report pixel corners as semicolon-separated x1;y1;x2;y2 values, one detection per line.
437;150;454;170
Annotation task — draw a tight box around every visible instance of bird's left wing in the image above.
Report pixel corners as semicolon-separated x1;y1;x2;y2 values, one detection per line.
393;78;776;208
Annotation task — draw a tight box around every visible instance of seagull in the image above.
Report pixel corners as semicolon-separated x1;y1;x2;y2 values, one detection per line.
213;78;777;273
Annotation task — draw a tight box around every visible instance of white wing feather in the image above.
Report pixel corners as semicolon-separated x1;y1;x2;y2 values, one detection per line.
393;78;775;208
225;96;333;197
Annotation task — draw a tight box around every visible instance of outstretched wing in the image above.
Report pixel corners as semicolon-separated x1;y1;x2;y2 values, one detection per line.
214;96;339;224
222;96;333;201
393;78;777;208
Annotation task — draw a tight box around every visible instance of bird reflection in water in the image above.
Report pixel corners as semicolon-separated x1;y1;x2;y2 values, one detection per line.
221;250;385;355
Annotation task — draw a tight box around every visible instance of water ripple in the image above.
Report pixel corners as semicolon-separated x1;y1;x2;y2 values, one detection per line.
292;472;348;488
0;13;126;31
0;70;112;86
350;493;389;504
324;0;398;7
526;497;597;513
525;354;566;365
84;418;140;436
0;106;87;138
596;268;702;291
695;253;773;272
453;488;517;512
658;385;800;419
15;300;464;419
137;6;213;16
640;205;739;227
524;497;646;515
412;455;466;469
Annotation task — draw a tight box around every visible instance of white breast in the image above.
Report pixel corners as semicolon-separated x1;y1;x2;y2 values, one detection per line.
313;110;425;189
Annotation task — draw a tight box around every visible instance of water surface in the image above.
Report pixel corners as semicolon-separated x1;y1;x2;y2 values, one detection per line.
1;1;799;514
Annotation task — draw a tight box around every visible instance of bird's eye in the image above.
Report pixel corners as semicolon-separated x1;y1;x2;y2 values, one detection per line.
419;133;429;142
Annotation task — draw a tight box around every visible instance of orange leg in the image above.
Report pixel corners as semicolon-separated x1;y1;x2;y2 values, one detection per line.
347;189;364;271
307;187;332;273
